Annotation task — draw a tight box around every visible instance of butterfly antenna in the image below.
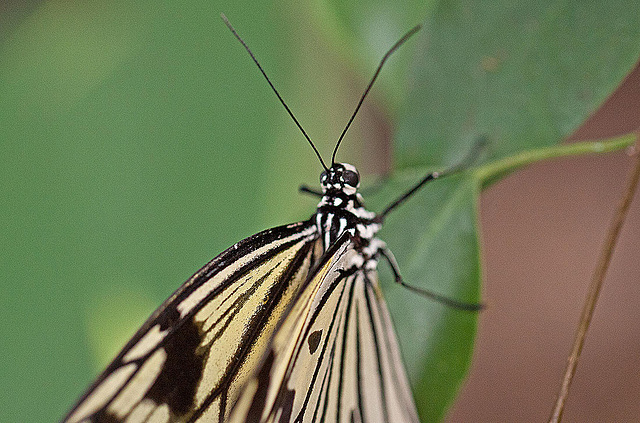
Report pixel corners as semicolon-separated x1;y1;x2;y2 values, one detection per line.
221;13;329;171
331;24;422;166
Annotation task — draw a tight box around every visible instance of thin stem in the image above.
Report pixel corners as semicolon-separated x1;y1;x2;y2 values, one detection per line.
474;135;636;183
548;138;640;423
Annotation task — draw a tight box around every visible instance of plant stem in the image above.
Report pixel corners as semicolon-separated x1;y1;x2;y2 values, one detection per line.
474;134;636;183
548;138;640;423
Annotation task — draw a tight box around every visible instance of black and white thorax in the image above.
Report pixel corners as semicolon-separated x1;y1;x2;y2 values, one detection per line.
313;162;385;272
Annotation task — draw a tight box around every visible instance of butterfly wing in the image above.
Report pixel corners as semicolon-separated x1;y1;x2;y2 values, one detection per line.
64;221;321;423
230;233;420;423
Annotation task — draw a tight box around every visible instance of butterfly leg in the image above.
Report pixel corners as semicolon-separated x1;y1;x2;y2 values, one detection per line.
376;245;483;311
377;136;488;220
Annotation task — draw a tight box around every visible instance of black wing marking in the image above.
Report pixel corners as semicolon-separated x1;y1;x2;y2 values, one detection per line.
63;221;321;423
230;234;419;423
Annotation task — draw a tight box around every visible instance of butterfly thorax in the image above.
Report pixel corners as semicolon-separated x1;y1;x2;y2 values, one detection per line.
314;163;382;267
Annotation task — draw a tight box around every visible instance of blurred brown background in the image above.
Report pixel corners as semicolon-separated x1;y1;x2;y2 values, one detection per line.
448;63;640;421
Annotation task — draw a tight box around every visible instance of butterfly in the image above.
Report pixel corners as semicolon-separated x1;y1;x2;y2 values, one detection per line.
62;15;481;423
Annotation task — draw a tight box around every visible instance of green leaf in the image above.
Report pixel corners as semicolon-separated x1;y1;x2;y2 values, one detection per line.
396;1;640;168
380;1;640;421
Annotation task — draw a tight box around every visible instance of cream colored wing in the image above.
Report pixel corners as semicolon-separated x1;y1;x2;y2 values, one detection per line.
63;222;321;423
230;234;419;423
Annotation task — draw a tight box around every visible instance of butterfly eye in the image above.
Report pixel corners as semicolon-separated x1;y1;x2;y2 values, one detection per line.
320;170;328;183
343;170;359;187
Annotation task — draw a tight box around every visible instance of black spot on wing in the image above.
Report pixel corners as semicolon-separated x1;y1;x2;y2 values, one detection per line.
291;272;352;422
308;330;322;355
146;306;203;416
92;409;122;423
244;351;272;421
277;388;295;423
245;350;296;423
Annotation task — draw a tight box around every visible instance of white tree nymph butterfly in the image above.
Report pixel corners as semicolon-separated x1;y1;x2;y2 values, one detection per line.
62;14;482;423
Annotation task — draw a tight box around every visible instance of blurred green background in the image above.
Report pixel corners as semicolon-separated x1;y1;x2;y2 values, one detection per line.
0;1;434;421
2;1;640;422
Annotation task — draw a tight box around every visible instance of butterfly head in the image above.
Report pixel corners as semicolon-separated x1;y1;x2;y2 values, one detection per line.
320;163;360;195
